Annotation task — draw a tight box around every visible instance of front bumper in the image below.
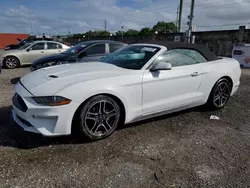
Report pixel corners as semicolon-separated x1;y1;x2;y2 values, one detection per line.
231;80;240;96
12;82;80;136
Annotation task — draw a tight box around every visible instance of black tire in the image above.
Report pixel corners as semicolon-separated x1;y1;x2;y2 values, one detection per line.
79;95;121;141
206;78;232;110
4;56;20;69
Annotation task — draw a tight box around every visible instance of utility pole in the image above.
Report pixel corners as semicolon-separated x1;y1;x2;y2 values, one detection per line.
178;0;183;32
121;26;124;42
176;6;179;32
28;4;33;34
105;19;107;31
188;0;195;43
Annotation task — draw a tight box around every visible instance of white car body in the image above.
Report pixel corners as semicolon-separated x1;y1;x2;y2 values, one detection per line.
12;44;241;136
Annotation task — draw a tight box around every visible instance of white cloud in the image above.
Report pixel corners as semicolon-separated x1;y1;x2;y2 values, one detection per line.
132;0;153;5
1;0;250;34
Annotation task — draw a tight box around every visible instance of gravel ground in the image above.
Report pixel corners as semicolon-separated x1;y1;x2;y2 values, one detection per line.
0;67;250;188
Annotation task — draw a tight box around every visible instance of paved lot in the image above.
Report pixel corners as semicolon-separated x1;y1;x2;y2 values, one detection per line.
0;67;250;188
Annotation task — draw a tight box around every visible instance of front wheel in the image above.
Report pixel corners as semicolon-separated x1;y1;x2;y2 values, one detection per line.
4;56;20;69
79;95;121;141
207;78;232;110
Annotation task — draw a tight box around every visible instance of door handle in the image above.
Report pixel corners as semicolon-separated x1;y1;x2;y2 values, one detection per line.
41;51;44;53
58;50;62;52
191;72;199;76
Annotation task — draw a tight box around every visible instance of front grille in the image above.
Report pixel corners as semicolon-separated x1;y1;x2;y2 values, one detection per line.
17;115;33;127
12;93;28;112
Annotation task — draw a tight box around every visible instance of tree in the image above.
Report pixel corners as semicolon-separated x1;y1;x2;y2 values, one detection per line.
72;33;84;38
84;30;110;37
115;30;125;36
139;27;152;36
125;29;139;36
152;21;177;33
97;30;110;37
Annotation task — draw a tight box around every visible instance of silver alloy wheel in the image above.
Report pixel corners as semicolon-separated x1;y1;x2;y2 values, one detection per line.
213;82;230;107
84;100;118;137
5;58;18;68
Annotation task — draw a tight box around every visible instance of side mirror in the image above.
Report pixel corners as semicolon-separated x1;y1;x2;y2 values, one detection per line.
26;48;30;52
150;62;172;71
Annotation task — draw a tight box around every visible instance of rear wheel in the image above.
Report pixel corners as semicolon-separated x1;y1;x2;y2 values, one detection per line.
79;95;121;141
4;56;20;69
207;78;232;110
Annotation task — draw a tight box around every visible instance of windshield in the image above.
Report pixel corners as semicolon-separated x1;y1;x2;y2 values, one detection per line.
62;41;93;55
19;40;26;46
100;45;160;70
19;43;32;50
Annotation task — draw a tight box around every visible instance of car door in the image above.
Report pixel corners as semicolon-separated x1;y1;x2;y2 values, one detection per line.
46;42;63;56
142;48;207;115
80;43;106;62
108;43;126;53
22;42;45;64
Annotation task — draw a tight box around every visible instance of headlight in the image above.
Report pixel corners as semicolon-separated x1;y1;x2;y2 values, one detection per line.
32;96;71;106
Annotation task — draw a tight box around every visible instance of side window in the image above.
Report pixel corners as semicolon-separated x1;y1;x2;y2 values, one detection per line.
47;42;58;49
153;49;207;67
233;50;244;55
57;44;62;49
109;43;125;53
85;44;105;55
30;43;45;50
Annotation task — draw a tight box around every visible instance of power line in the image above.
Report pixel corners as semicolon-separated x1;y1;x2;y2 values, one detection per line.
71;1;243;24
30;1;249;34
183;0;248;10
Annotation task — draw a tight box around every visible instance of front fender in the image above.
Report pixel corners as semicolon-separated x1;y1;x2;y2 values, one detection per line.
55;78;143;123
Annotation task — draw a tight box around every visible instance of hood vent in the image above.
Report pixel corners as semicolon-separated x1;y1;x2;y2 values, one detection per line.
48;75;58;78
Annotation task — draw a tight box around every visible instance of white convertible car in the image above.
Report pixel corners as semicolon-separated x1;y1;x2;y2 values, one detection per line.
12;42;241;141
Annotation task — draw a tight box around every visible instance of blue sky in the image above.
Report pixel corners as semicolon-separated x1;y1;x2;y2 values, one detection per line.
0;0;250;34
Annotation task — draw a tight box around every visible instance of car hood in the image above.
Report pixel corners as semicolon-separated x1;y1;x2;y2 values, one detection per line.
20;62;132;96
32;53;72;66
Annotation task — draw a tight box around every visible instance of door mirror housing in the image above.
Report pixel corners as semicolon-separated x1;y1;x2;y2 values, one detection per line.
26;48;30;52
150;62;172;71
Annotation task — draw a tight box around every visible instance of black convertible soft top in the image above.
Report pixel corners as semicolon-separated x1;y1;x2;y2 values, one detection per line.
136;41;219;62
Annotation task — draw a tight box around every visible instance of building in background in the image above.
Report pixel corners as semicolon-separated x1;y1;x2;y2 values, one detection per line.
0;33;29;49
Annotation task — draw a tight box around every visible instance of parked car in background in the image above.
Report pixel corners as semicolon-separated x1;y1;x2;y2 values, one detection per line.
4;35;54;51
30;40;127;71
12;42;241;141
1;41;70;69
232;43;250;68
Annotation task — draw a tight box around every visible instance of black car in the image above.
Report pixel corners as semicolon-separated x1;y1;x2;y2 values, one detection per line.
4;35;54;51
30;40;127;71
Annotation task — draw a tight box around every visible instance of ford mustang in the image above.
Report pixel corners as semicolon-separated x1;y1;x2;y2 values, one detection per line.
12;42;241;141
